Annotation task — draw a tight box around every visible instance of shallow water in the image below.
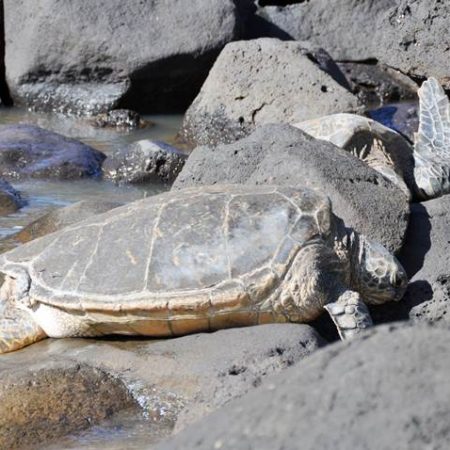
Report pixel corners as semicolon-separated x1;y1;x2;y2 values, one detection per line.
0;108;182;241
44;408;172;450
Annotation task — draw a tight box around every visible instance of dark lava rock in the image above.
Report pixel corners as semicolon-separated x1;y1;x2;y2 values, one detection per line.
156;323;450;450
103;140;188;184
4;0;255;114
0;324;323;448
0;124;105;179
174;124;409;253
368;102;419;142
179;38;361;147
373;195;450;325
337;62;418;107
0;178;25;215
255;1;450;88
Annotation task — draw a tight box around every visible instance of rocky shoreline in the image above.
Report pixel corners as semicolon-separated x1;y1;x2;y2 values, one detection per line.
0;1;450;449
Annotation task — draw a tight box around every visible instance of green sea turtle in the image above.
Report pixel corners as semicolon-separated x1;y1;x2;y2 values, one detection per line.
0;185;407;353
294;78;450;201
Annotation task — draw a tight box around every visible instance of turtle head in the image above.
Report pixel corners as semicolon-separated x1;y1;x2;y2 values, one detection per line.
350;233;408;305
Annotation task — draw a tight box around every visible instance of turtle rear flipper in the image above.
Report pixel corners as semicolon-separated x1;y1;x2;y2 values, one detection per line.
414;77;450;199
325;290;373;340
0;300;46;354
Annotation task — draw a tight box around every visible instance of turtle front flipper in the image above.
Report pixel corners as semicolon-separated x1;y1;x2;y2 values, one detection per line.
413;77;450;200
324;290;373;340
0;299;46;354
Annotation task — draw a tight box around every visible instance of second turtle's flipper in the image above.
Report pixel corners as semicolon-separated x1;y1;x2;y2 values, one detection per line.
325;291;373;340
0;300;46;354
414;77;450;199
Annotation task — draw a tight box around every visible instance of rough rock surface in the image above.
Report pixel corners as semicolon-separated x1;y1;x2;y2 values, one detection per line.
156;323;450;450
179;38;362;147
0;324;323;449
0;200;122;253
0;362;137;450
256;1;450;88
174;124;409;253
0;178;24;215
103;140;188;184
373;195;450;325
4;0;255;114
0;124;105;179
337;62;418;107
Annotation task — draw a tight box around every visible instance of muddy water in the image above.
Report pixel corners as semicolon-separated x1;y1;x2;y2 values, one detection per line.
0;108;183;241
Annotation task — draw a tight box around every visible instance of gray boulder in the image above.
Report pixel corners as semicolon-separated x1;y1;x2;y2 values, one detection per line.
374;195;450;325
156;323;450;450
256;1;450;88
0;179;24;215
4;0;255;115
103;140;188;184
0;324;323;449
0;124;105;179
179;38;362;147
173;124;409;253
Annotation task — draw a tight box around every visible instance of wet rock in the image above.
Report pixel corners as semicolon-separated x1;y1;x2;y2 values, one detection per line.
0;362;136;450
156;323;450;450
293;113;415;200
337;62;418;107
254;1;393;59
4;0;256;115
373;195;450;325
0;324;323;448
179;38;362;147
0;124;105;179
103;140;188;184
0;200;122;252
174;124;409;253
368;102;419;142
0;178;25;215
255;1;450;88
91;109;142;129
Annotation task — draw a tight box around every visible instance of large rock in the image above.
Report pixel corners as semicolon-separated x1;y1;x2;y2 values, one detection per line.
373;195;450;325
179;38;362;147
0;362;137;450
0;178;24;215
256;1;450;88
4;0;255;115
156;323;450;450
173;124;409;253
103;140;188;184
0;324;323;449
0;124;105;179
